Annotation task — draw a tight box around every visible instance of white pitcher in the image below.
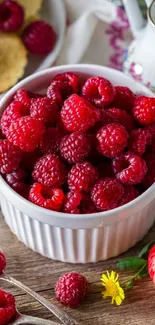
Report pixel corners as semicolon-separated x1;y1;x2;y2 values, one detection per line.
123;0;155;91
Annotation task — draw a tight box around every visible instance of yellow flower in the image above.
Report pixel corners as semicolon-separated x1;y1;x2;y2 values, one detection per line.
101;271;125;306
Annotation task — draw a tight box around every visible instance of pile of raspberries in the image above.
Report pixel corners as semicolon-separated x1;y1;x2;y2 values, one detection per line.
0;72;155;214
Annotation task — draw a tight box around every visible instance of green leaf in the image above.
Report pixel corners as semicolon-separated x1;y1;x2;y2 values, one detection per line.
136;266;148;279
126;279;134;289
117;257;146;271
138;240;155;258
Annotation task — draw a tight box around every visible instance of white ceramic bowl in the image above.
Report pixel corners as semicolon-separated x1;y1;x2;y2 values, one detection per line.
0;64;154;264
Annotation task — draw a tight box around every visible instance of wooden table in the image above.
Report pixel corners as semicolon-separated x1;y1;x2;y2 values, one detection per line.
1;215;155;325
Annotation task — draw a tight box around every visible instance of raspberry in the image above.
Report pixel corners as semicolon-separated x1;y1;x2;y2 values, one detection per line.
60;132;91;164
96;123;129;158
118;186;139;207
55;272;89;308
40;128;62;155
22;148;41;171
1;101;29;137
62;191;82;214
0;0;24;32
133;96;155;125
145;124;155;152
112;152;148;185
80;193;96;214
5;168;28;194
7;116;45;152
30;97;59;124
148;244;155;284
53;72;80;93
0;251;6;274
32;154;67;187
82;76;115;107
91;177;124;211
61;94;100;132
29;183;64;211
13;89;31;109
0;289;16;325
102;108;135;132
68;162;99;192
22;20;56;55
128;128;152;156
142;153;155;189
113;86;136;112
0;140;22;174
47;80;73;105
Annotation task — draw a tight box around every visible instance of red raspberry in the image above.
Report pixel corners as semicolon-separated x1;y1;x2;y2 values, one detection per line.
56;114;69;135
133;96;155;125
91;177;124;211
82;76;115;107
118;186;139;207
80;193;96;214
7;116;45;152
0;251;6;274
0;0;24;32
60;132;91;164
40;128;62;155
32;154;67;187
53;72;80;93
29;183;64;211
0;289;16;325
47;80;73;105
112;152;148;185
13;89;32;109
22;147;42;171
22;20;56;55
0;140;22;174
102;108;135;132
142;153;155;189
63;191;82;214
61;94;100;132
5;168;28;194
55;272;89;308
96;123;129;158
145;124;155;152
148;244;155;284
30;97;59;124
113;86;136;112
1;101;29;137
128;128;152;156
68;162;99;192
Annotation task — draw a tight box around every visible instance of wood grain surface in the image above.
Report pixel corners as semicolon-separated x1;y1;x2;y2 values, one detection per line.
1;214;155;325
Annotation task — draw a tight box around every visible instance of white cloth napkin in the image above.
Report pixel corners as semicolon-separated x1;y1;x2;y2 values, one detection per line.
55;0;118;66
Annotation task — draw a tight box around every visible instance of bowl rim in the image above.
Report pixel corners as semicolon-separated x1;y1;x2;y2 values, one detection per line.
0;64;154;229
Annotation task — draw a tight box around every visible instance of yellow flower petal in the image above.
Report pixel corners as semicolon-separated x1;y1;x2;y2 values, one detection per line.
115;296;122;306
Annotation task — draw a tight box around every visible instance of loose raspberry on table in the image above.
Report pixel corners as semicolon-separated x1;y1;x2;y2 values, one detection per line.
1;101;29;137
22;20;56;55
0;140;22;174
112;152;148;185
148;244;155;284
22;148;41;171
118;186;139;207
55;272;89;308
62;191;82;214
103;107;135;132
0;289;16;325
29;183;64;211
52;72;80;93
112;86;136;112
40;128;62;155
47;80;73;106
128;128;152;156
91;177;124;211
30;97;59;124
0;0;24;32
0;251;6;274
68;162;99;192
60;94;100;132
60;132;91;164
82;76;115;107
96;123;129;158
133;96;155;125
7;116;45;152
5;168;28;194
141;153;155;190
32;154;67;187
13;89;32;110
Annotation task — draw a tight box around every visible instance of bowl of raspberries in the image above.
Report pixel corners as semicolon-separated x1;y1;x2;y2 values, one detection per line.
0;64;155;263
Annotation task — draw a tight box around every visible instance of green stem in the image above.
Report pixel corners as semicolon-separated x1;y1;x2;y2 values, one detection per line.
121;262;147;286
